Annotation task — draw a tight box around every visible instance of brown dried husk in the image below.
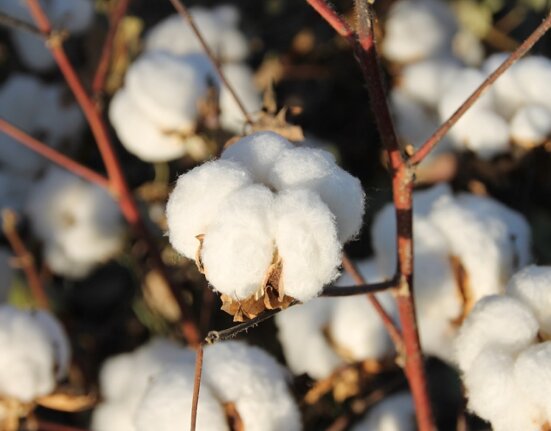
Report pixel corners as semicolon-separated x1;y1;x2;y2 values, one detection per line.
449;255;474;327
223;402;245;431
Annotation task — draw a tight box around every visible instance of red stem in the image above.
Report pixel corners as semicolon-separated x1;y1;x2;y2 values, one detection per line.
305;0;355;44
190;344;204;431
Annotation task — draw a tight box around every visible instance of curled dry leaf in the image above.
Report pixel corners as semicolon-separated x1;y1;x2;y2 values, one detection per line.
223;402;245;431
36;390;97;412
143;270;182;322
449;255;474;326
0;397;33;431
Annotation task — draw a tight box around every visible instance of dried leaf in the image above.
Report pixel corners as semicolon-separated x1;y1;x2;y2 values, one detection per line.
144;270;182;322
251;107;304;142
195;234;206;274
223;402;244;431
0;397;33;431
36;391;97;412
449;255;474;326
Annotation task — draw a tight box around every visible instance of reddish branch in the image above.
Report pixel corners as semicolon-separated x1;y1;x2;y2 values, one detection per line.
190;344;204;431
92;0;132;99
0;119;110;189
25;0;201;347
2;210;49;309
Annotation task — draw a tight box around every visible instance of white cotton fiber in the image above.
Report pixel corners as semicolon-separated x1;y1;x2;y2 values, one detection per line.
507;266;551;337
219;64;262;134
202;341;301;431
124;52;217;132
382;0;457;63
275;299;343;379
513;56;551;111
134;367;228;431
201;185;275;299
510;104;551;147
273;189;341;301
454;295;538;373
269;147;365;242
221;131;294;184
166;160;252;258
0;305;70;403
351;392;415;431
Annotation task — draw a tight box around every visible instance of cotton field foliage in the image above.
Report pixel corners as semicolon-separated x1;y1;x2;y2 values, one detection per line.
166;131;365;319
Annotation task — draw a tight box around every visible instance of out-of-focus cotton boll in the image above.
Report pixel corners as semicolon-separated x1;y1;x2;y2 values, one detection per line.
510;104;551;148
4;0;94;71
134;367;228;431
201;185;275;300
221;131;293;184
0;306;70;403
202;341;301;431
273;190;341;301
351;392;415;431
455;295;538;373
275;299;343;379
219;64;262;134
269;146;365;242
507;266;551;337
382;0;458;63
513;56;551;111
452;29;485;67
166;160;252;259
145;6;248;62
26;168;125;279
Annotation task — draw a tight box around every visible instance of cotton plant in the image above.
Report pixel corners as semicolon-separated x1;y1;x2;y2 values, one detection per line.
455;266;551;431
372;184;531;362
351;392;415;431
166;131;365;321
0;305;70;428
2;0;94;71
0;74;85;176
93;339;300;431
275;259;396;380
25;168;125;279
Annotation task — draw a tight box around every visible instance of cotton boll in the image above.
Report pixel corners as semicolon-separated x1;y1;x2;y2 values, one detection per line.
92;402;136;431
166;160;253;258
455;295;538;373
269;147;365;242
218;28;249;63
203;341;301;431
273;190;341;301
43;243;96;280
275;299;343;379
219;64;262;134
351;392;415;431
507;266;551;337
221;131;294;184
464;348;542;431
510;104;551;148
201;185;275;299
513;56;551;111
134;367;229;431
412;183;453;216
382;0;458;63
125;52;217;132
452;29;484;67
32;310;71;380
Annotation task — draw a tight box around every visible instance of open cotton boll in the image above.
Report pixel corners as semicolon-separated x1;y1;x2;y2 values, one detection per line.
269;147;365;242
124;52;217;132
202;341;301;431
43;243;95;280
507;266;551;337
275;299;343;379
464;348;542;431
92;402;136;431
219;64;262;134
510;104;551;148
134;367;228;431
221;131;294;184
454;295;538;373
273;189;341;301
351;392;415;431
513;56;551;111
201;185;275;300
166;160;253;258
0;306;70;403
382;0;457;63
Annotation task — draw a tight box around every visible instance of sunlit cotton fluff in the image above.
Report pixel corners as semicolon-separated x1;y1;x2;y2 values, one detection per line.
382;0;458;63
0;305;70;403
351;392;415;431
510;104;551;148
26;168;125;279
109;51;218;162
3;0;94;71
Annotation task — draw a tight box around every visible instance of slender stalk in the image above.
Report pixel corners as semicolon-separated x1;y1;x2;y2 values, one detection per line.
305;0;355;44
410;11;551;165
25;0;201;347
167;0;254;126
2;210;49;309
0;119;110;189
321;277;397;296
0;11;41;35
190;344;204;431
92;0;132;99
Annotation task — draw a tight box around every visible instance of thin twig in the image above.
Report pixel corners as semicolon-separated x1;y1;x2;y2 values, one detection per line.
0;11;41;35
0;118;110;189
321;277;397;296
167;0;254;126
92;0;132;99
2;210;49;309
410;11;551;165
190;344;204;431
305;0;355;44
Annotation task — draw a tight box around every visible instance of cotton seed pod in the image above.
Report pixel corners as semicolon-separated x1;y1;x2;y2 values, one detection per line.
351;392;415;431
